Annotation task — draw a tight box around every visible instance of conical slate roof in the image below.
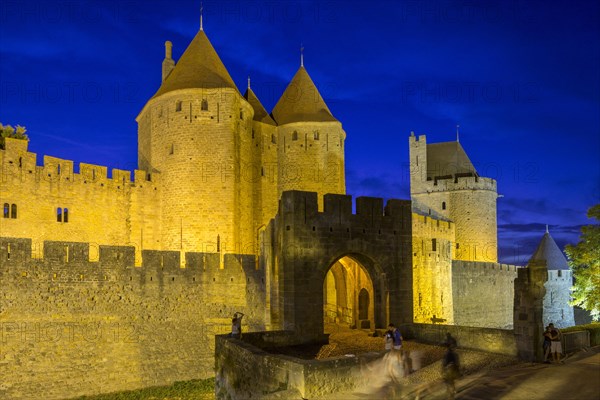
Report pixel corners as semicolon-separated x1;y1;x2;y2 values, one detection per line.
426;141;477;178
271;66;337;125
528;231;570;270
244;88;276;126
152;30;238;99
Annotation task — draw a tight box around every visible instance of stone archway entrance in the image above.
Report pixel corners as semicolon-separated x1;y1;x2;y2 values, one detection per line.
323;256;375;330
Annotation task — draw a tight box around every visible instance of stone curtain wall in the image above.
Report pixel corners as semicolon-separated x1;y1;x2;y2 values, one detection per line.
215;332;381;399
264;191;414;340
0;238;265;400
402;323;518;356
452;261;519;329
0;137;160;264
513;264;547;362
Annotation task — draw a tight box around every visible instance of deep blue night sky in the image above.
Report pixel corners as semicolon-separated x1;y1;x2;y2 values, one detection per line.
1;0;599;265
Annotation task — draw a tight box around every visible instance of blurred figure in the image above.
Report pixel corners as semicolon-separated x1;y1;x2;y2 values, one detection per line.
442;342;460;399
357;344;420;398
444;332;457;349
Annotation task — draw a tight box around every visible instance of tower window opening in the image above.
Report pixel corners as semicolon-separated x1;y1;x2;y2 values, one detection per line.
3;203;9;218
201;99;208;111
456;243;460;249
271;134;276;144
57;207;69;223
261;167;264;176
10;204;17;219
442;201;446;210
558;270;562;277
217;235;221;253
57;164;61;175
170;144;174;155
314;130;319;140
292;131;298;141
432;238;437;252
19;157;22;168
176;101;182;112
239;109;243;120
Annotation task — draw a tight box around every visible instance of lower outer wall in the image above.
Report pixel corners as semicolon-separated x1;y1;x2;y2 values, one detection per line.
0;241;264;400
401;323;518;356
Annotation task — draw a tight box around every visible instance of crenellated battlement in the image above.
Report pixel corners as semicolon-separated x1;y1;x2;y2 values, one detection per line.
420;174;496;193
412;213;454;231
1;138;158;188
279;190;412;234
0;237;258;284
452;260;520;274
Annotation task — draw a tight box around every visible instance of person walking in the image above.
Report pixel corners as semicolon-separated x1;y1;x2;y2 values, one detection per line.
442;342;460;399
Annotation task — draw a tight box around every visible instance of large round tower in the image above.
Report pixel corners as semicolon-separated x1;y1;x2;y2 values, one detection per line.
271;64;346;209
136;27;255;255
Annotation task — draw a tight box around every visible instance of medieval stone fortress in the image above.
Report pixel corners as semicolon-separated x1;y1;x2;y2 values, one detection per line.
0;13;574;400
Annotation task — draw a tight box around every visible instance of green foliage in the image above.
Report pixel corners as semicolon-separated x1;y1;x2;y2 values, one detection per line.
72;378;215;400
562;322;600;346
566;204;600;321
0;122;29;149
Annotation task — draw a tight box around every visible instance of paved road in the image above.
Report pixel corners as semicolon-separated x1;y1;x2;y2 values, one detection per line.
454;348;600;400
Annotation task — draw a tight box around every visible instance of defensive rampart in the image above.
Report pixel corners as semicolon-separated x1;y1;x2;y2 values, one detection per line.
0;237;264;400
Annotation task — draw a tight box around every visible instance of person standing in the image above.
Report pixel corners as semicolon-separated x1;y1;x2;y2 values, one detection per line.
388;323;403;350
543;325;552;363
384;326;394;351
548;323;563;363
231;312;245;339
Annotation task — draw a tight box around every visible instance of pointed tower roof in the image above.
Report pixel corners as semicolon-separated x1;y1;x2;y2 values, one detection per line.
426;141;477;178
151;30;238;99
244;87;276;126
528;230;570;270
271;66;338;125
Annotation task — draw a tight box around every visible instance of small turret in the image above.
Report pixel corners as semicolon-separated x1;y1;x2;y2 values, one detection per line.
528;228;575;328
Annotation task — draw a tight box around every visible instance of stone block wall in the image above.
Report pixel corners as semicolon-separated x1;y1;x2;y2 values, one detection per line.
401;323;518;356
411;214;455;324
0;137;160;263
452;261;519;328
0;237;265;400
215;332;381;399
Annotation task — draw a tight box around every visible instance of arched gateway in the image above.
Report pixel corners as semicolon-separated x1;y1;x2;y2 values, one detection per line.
323;255;375;330
262;191;414;342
